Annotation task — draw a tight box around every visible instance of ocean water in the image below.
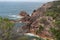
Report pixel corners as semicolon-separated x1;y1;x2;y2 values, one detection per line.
0;2;43;17
0;2;44;36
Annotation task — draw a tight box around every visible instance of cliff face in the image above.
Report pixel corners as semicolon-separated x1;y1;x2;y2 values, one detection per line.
19;1;60;39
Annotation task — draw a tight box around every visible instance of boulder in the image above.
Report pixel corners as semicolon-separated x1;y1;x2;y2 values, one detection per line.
19;11;29;17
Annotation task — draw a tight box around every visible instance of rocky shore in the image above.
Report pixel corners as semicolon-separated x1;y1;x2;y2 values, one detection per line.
10;1;60;40
18;1;54;39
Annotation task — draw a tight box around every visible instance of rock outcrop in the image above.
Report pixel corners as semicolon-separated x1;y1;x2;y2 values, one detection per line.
19;11;30;23
19;1;60;39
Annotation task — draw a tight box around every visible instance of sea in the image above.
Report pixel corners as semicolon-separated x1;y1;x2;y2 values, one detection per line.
0;2;44;17
0;2;44;36
0;2;44;27
0;2;44;28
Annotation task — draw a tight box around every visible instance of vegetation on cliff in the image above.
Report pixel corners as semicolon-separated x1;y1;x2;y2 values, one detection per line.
0;1;60;40
20;1;60;40
0;17;30;40
0;17;14;40
45;1;60;40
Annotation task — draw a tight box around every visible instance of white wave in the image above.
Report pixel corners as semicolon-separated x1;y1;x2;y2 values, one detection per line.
24;33;39;38
8;15;23;19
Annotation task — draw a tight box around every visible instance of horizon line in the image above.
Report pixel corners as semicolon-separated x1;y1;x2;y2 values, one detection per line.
0;1;54;2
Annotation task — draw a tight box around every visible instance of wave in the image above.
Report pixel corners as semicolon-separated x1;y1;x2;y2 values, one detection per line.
8;15;23;19
24;33;39;38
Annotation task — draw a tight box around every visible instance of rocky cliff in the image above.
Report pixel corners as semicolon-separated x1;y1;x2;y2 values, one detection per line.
19;1;60;40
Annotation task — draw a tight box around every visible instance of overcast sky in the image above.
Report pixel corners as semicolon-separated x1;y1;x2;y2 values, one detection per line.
0;0;54;2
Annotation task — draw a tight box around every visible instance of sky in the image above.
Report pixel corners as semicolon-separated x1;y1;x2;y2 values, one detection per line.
0;0;54;2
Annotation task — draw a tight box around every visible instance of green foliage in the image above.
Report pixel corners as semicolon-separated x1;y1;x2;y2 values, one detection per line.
36;25;44;34
0;17;14;40
46;1;60;20
46;8;60;20
46;1;60;40
55;21;60;27
17;36;29;40
39;25;44;31
50;28;60;40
